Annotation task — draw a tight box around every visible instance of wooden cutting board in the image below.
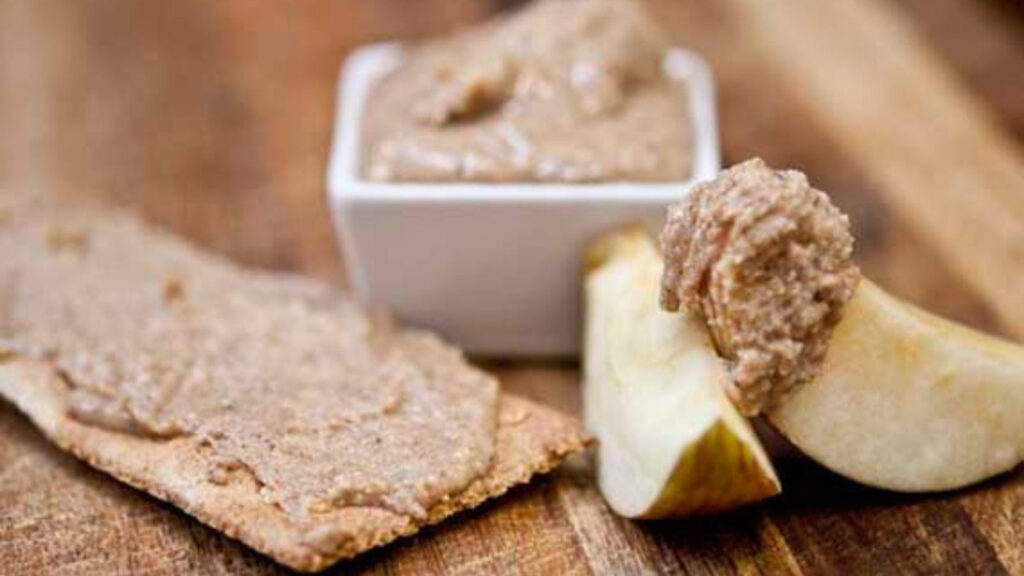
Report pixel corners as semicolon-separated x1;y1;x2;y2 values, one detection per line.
1;0;1022;573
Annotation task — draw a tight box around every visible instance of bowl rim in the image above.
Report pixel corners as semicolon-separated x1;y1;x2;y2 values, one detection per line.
326;42;720;205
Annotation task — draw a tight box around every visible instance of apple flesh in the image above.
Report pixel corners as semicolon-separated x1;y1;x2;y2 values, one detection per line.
584;230;780;518
768;280;1024;492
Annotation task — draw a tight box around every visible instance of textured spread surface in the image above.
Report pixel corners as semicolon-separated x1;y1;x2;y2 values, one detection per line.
0;206;499;524
0;206;589;572
660;158;860;415
0;358;589;572
360;0;693;183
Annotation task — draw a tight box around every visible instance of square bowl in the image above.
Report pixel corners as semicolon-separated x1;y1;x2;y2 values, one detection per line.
327;42;720;357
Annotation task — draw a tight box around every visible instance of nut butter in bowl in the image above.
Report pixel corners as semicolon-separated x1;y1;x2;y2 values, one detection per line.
327;0;720;356
361;0;693;183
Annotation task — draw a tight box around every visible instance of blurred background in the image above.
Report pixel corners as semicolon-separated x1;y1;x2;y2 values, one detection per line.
1;1;1023;573
2;0;1021;340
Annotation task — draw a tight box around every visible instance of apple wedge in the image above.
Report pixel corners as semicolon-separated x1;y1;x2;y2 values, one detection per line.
767;279;1024;492
654;158;1024;494
583;230;780;518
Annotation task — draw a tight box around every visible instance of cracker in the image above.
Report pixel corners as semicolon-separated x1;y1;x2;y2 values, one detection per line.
0;207;590;571
0;360;588;570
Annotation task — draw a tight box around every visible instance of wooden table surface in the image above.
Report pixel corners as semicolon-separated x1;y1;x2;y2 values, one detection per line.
2;0;1023;573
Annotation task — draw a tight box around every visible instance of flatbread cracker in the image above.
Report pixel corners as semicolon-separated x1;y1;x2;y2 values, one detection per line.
0;206;590;572
0;360;586;571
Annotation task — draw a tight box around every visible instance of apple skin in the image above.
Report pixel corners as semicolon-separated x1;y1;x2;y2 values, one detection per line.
584;230;780;518
586;227;1024;512
768;280;1024;492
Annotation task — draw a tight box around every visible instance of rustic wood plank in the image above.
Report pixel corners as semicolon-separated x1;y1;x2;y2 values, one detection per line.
712;0;1024;338
0;403;280;576
958;473;1024;574
765;461;1008;575
650;0;1016;336
895;0;1024;141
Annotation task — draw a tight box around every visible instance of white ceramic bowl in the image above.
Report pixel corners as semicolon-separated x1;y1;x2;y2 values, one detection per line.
327;43;719;357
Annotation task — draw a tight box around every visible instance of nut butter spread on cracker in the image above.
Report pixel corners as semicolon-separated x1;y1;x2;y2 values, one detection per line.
0;205;589;572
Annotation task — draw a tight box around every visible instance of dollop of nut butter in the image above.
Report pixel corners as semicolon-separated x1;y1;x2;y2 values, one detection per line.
361;0;693;183
0;207;499;521
660;159;861;415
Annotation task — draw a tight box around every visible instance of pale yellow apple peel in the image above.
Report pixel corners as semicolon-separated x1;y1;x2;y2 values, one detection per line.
583;229;780;518
586;228;1024;507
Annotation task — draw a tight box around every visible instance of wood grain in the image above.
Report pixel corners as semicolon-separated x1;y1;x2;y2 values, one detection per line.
721;0;1024;338
1;0;1023;574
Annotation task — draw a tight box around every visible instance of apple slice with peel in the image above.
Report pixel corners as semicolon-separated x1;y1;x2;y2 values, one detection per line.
583;230;780;518
768;280;1024;492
